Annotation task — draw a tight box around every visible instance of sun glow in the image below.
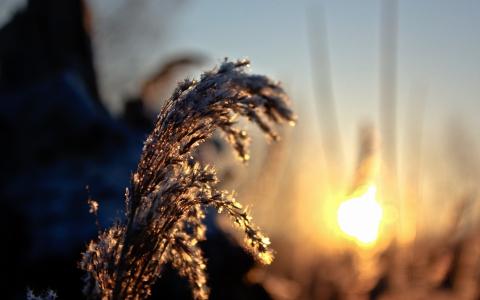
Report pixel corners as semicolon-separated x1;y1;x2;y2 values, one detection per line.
337;185;383;245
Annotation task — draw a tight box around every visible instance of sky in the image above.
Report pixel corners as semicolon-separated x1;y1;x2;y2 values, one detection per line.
173;0;479;116
2;0;478;121
158;0;480;140
1;0;480;240
163;0;480;170
1;0;479;159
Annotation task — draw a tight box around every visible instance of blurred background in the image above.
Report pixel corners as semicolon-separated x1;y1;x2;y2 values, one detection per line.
2;0;480;299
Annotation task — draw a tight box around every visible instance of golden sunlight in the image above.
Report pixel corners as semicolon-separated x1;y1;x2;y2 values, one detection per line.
337;185;383;245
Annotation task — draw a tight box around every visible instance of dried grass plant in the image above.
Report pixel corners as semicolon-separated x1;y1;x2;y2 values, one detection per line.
79;59;296;300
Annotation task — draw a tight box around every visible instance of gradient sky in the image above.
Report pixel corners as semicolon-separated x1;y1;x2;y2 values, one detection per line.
2;0;479;152
167;0;480;134
1;0;479;237
162;0;480;196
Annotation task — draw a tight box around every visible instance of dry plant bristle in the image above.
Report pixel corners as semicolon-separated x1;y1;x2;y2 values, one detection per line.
79;59;296;300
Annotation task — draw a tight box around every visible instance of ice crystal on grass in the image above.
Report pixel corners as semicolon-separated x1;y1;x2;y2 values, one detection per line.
26;289;58;300
79;59;295;300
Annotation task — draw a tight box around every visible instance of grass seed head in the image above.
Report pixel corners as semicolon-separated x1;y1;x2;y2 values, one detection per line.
80;59;295;300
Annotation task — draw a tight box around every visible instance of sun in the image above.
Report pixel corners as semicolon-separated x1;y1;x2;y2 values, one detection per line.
337;185;383;245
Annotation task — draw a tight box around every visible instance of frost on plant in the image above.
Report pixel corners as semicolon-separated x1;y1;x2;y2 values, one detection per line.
26;289;58;300
79;59;296;300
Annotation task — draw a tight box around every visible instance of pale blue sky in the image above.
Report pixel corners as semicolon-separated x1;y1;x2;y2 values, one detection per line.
168;0;480;130
1;0;479;146
153;0;480;185
163;0;480;180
